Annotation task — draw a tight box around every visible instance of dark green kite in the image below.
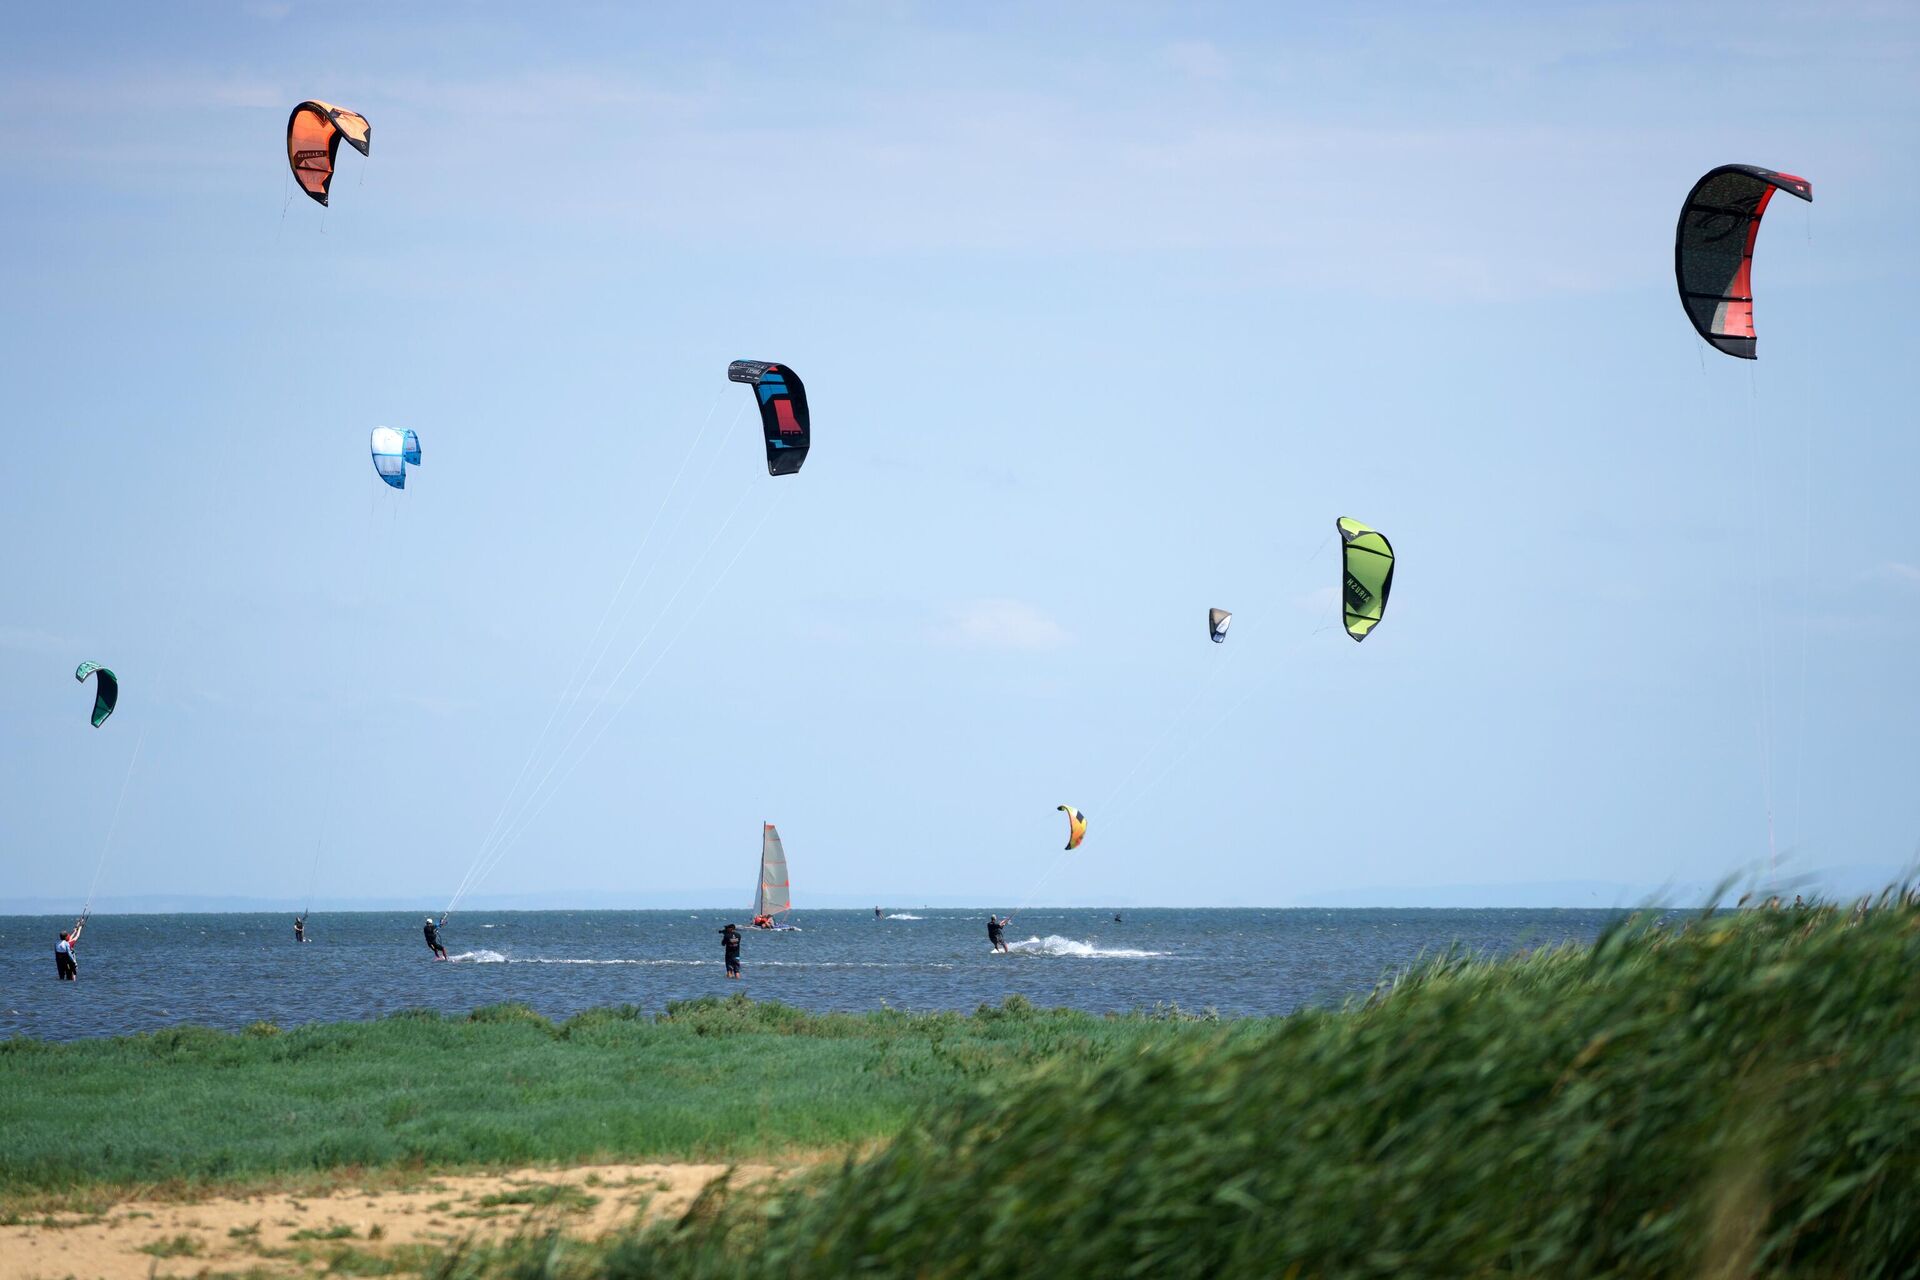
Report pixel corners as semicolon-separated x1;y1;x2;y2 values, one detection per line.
75;662;118;727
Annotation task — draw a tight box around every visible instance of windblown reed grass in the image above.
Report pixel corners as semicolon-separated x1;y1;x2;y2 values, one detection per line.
439;898;1920;1279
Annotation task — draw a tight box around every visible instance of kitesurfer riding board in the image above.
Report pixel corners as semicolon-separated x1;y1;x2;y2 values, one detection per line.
424;915;448;960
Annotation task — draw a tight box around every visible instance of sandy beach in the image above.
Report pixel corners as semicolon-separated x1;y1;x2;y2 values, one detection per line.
0;1160;790;1280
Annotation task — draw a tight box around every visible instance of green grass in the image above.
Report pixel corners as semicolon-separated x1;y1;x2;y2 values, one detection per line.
472;1185;600;1212
288;1223;358;1241
0;994;1232;1206
136;1233;204;1258
432;899;1920;1279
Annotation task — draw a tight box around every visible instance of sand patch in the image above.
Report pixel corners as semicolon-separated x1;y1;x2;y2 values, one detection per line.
0;1161;788;1280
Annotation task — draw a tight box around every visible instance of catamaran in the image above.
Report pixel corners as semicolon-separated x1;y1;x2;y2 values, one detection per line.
749;823;800;931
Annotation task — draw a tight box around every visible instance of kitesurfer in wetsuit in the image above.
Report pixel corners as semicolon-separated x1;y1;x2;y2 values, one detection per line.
54;920;83;980
986;914;1010;953
423;915;448;960
294;915;307;943
874;906;882;919
719;923;742;978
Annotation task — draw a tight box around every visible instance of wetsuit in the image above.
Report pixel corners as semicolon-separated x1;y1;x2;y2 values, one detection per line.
720;926;742;976
986;916;1006;951
54;937;77;980
424;921;447;959
294;918;306;943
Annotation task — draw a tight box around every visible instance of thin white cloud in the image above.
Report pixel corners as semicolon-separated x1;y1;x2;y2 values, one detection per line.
4;5;1912;300
940;598;1072;651
1166;39;1231;81
0;625;73;656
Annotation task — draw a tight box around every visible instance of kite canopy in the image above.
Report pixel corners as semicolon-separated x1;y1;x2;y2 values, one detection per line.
1057;804;1087;851
370;426;418;489
75;662;118;728
1208;608;1232;644
1674;164;1812;360
728;360;810;476
1338;517;1395;643
287;101;371;207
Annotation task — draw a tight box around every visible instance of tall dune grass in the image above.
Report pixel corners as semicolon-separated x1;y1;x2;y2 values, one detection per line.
483;900;1920;1278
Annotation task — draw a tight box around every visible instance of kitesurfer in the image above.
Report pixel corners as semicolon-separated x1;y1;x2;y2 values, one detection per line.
423;915;448;960
294;915;307;944
874;906;882;919
987;914;1010;953
719;923;742;978
1112;913;1123;923
54;921;82;980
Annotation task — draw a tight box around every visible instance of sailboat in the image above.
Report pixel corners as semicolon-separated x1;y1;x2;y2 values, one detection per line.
749;823;800;931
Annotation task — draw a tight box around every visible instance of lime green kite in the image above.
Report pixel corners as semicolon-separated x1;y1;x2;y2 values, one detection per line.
1337;518;1395;642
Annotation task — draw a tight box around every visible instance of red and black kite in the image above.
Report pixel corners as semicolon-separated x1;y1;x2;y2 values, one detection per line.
287;100;371;207
1674;164;1811;360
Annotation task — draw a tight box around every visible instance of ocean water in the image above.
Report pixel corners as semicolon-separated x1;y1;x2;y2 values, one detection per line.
0;908;1633;1042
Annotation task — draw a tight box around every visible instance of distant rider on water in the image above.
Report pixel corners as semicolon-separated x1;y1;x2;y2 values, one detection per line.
55;917;84;980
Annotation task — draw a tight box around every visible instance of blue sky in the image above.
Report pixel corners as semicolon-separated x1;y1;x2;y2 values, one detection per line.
3;2;1917;910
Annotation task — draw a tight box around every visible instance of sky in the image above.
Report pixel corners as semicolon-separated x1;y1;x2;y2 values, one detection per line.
3;2;1918;910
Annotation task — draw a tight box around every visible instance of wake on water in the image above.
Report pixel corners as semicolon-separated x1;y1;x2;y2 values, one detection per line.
1005;935;1169;959
443;952;945;970
448;951;703;966
441;937;1171;965
884;913;924;920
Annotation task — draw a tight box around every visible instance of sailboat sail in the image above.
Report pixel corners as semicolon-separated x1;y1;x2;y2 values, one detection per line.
753;823;792;918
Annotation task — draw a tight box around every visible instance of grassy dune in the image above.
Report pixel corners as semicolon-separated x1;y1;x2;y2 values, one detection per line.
0;996;1233;1206
439;900;1920;1279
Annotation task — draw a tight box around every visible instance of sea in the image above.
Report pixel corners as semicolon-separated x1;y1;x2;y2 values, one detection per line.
0;907;1637;1042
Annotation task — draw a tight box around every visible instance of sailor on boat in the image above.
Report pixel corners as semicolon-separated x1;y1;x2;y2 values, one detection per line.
748;824;797;931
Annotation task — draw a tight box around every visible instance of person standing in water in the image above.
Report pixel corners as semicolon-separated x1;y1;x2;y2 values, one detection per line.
54;918;84;980
986;914;1010;953
423;915;448;960
719;922;742;978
